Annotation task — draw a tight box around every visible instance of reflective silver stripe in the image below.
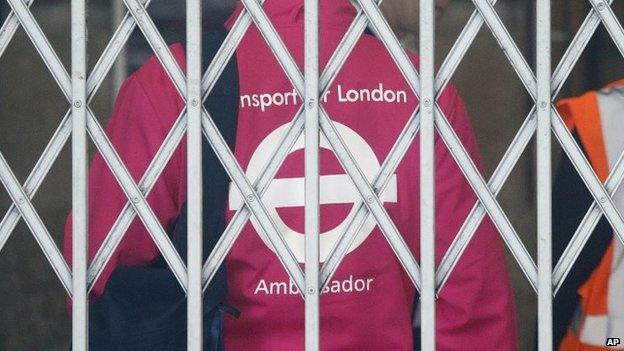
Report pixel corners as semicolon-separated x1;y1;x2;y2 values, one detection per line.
580;315;624;347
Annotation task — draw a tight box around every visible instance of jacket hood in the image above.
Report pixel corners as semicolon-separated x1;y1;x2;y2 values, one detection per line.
226;0;357;30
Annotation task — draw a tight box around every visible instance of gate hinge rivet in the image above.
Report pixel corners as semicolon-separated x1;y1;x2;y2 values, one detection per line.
539;101;548;109
366;195;374;203
423;99;431;107
600;196;606;203
247;194;255;202
74;100;82;108
191;99;199;107
307;287;315;294
597;2;606;11
18;197;24;204
132;196;139;203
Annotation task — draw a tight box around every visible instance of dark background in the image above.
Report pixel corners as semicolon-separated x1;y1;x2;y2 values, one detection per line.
1;0;623;349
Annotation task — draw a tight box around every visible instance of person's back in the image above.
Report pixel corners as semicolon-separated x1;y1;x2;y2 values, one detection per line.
222;1;515;350
64;0;517;349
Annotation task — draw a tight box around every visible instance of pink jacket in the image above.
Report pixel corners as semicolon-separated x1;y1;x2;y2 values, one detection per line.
64;1;517;349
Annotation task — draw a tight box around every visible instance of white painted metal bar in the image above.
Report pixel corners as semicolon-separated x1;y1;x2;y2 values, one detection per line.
111;0;127;95
241;0;528;298
71;0;88;349
0;0;77;294
200;1;265;94
11;0;294;297
304;0;320;349
318;118;424;291
243;0;420;297
186;0;203;346
2;28;74;254
318;1;380;89
319;105;424;286
317;0;427;290
89;4;253;282
318;69;421;289
420;0;436;349
342;0;552;306
536;1;552;349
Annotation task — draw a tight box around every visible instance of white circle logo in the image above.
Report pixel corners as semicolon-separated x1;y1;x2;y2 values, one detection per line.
228;122;397;262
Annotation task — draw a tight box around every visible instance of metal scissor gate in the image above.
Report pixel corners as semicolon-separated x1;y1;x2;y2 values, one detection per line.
2;0;624;349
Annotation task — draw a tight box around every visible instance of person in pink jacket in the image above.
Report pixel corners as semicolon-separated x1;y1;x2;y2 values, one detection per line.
64;0;517;349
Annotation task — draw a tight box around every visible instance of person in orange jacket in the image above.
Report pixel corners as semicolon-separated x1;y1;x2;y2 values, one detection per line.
553;81;624;350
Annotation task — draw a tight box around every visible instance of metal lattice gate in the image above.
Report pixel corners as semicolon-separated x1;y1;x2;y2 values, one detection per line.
1;0;624;350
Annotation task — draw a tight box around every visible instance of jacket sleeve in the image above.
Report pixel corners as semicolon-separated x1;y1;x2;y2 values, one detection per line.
63;72;187;298
432;87;517;351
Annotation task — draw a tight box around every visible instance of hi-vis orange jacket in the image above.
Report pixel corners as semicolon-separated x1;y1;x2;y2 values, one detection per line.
555;81;624;350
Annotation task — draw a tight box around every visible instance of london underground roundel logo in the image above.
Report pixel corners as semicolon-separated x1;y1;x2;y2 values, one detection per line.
228;122;397;263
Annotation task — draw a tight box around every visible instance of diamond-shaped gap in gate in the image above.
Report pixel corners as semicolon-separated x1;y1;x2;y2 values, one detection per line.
0;3;73;330
0;218;71;350
0;12;70;252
